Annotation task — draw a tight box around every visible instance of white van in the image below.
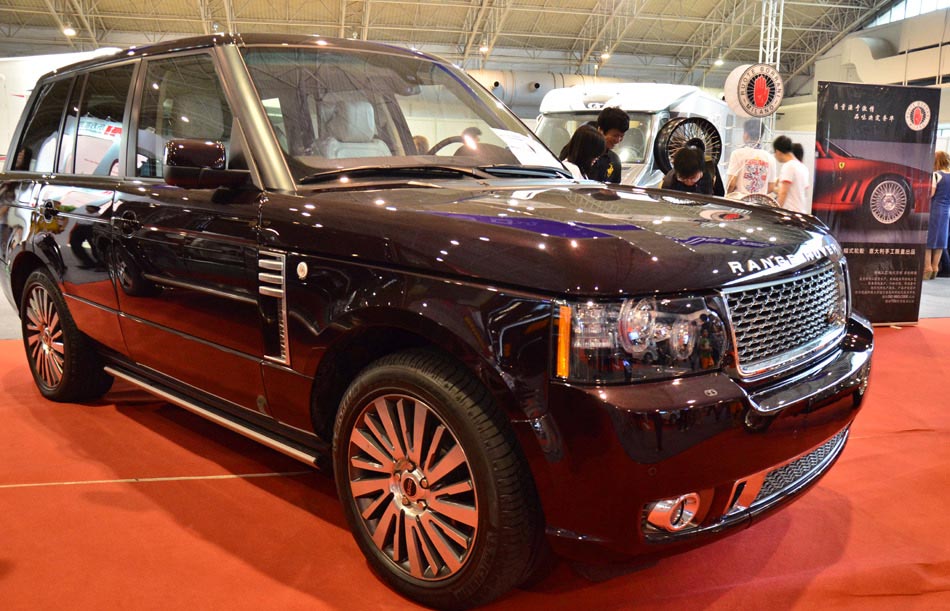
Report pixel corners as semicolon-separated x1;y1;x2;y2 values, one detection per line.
535;83;734;186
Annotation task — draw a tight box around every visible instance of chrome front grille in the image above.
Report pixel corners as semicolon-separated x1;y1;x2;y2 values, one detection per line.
723;261;846;378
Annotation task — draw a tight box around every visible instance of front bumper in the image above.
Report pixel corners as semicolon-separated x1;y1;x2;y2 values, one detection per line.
518;314;873;563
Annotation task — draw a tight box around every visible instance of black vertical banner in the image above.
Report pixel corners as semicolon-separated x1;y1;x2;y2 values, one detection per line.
813;82;939;324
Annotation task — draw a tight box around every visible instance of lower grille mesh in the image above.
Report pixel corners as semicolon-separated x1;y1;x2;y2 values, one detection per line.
754;430;846;503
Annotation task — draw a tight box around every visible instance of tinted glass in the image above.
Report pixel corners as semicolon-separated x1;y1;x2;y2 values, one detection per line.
72;64;134;176
57;75;84;173
135;54;233;178
12;78;73;172
535;111;654;165
242;46;560;182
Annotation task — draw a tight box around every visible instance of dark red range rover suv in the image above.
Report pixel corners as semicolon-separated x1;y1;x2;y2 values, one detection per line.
0;34;872;609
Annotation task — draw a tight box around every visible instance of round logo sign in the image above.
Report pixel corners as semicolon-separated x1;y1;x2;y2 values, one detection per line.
905;100;931;131
727;64;784;118
699;209;749;222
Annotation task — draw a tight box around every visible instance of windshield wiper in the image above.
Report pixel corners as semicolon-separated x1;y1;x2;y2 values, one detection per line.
478;165;572;179
298;165;492;184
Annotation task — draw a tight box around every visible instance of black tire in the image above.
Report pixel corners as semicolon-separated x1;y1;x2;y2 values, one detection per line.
863;175;912;225
653;117;722;174
333;349;542;610
20;269;113;401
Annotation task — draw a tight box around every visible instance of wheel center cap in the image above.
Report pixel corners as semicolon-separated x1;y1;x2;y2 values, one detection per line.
402;478;418;497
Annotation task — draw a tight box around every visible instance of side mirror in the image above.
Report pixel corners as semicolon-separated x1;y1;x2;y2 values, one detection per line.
163;139;249;189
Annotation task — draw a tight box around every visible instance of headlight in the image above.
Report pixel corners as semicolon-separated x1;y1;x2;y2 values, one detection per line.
555;296;728;384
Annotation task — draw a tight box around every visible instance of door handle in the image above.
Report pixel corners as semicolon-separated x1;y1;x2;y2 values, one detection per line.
119;210;141;236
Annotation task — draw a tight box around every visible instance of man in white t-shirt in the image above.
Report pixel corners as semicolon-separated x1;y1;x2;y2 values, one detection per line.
726;120;776;196
773;135;811;214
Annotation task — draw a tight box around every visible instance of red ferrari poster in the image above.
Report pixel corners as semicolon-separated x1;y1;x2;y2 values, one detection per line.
814;82;939;324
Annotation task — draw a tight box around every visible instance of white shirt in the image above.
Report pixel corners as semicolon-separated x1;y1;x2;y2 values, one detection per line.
726;146;776;195
562;160;586;180
778;158;811;214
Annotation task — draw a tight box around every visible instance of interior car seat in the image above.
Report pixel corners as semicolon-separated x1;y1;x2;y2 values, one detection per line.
322;99;391;159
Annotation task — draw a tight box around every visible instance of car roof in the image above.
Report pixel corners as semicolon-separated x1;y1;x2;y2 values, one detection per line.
36;33;433;82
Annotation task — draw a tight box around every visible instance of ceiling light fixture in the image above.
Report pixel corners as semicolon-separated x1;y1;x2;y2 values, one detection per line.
479;44;489;54
62;24;77;37
714;56;724;67
600;51;610;61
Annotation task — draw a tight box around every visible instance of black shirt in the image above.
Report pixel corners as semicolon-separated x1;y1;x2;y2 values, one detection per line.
660;158;724;196
589;149;622;183
661;169;715;194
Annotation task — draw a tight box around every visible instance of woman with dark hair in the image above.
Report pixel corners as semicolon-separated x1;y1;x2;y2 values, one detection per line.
925;150;950;279
791;142;804;162
560;124;606;180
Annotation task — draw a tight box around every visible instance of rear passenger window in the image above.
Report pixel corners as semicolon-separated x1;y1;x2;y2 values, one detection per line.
135;54;233;178
11;78;73;172
71;65;134;176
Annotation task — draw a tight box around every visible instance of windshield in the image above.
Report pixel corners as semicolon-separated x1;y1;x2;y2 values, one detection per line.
241;46;562;182
535;111;654;165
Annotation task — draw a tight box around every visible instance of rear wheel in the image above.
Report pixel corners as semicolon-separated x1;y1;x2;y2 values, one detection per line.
20;269;113;401
864;176;911;224
333;349;542;610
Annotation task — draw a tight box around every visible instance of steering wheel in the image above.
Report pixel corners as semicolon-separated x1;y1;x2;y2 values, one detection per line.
427;136;464;155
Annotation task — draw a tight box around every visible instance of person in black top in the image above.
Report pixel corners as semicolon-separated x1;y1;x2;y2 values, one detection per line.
560;107;630;184
684;137;724;196
588;107;629;183
661;146;716;194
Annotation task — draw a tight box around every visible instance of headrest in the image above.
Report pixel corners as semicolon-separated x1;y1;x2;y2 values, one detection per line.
327;100;376;143
173;92;225;140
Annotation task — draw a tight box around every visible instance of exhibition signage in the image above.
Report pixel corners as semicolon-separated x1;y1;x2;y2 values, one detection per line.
813;81;939;324
724;63;784;118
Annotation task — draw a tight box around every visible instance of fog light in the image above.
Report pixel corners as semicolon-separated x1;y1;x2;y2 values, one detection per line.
646;493;701;532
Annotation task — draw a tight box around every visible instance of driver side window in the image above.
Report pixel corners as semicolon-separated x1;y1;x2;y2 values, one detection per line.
134;54;233;178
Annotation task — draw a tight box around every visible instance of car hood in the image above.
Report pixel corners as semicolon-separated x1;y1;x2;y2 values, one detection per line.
270;181;842;297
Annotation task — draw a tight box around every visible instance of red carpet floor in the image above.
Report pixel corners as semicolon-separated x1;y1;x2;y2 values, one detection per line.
1;321;949;610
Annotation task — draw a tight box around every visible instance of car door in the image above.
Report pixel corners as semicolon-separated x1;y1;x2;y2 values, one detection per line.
113;51;268;414
8;65;136;354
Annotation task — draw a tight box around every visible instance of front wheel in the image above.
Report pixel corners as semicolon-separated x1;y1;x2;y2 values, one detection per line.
20;269;113;401
333;350;542;610
864;176;911;224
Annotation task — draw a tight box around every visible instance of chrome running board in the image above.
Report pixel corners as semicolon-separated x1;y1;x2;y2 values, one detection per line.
104;366;320;467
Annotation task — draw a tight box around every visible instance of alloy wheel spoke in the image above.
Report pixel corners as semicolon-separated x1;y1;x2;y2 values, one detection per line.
405;518;426;578
364;408;398;462
425;444;466;487
374;397;406;460
422;510;472;550
350;455;391;474
360;487;393;520
431;480;473;497
350;476;390;499
427;497;478;528
419;514;462;573
371;498;401;550
351;426;396;468
414;519;443;577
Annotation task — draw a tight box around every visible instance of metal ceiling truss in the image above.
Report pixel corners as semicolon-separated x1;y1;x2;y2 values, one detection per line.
781;0;895;92
339;0;372;39
0;0;901;90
